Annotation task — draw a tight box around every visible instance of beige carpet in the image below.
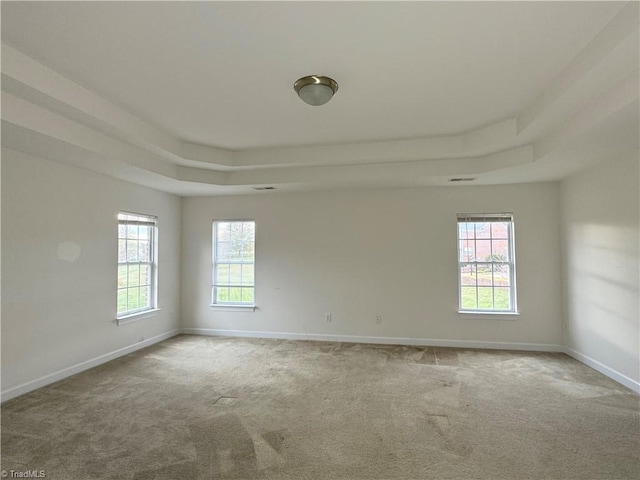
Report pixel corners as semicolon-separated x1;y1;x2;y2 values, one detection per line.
1;335;639;480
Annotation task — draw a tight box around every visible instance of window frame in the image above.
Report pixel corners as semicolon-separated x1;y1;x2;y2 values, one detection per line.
211;219;256;307
456;213;518;314
116;211;158;319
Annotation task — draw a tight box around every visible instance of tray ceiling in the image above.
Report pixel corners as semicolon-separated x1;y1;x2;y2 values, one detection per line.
2;1;638;195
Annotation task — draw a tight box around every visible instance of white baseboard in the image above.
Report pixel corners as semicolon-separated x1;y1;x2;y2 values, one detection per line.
563;347;640;394
1;329;180;403
180;328;563;352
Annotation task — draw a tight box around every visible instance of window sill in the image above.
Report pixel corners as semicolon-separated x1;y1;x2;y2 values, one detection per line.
210;304;256;312
458;310;519;319
117;308;161;326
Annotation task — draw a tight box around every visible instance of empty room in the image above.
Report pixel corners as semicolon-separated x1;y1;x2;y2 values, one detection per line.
1;1;639;479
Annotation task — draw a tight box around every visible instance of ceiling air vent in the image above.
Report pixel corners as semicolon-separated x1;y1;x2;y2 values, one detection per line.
449;177;476;183
252;186;277;191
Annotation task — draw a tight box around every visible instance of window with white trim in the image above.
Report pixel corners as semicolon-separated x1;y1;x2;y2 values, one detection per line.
212;220;255;305
457;213;517;313
117;212;157;317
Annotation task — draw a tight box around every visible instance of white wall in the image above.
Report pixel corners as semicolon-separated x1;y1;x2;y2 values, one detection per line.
561;152;640;386
6;143;636;394
182;183;563;347
1;149;181;396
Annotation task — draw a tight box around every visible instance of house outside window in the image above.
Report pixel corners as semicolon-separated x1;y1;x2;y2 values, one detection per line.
212;220;255;305
117;212;157;317
457;213;517;313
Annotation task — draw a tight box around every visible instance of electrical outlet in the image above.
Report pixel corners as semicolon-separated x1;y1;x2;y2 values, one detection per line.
325;313;332;322
375;315;383;324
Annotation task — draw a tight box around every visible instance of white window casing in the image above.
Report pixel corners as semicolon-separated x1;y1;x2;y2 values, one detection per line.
457;213;517;314
212;220;256;306
117;212;158;318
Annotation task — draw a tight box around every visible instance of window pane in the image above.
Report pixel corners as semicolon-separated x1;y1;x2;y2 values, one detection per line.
491;222;509;239
229;264;242;284
117;289;128;314
477;287;494;309
139;226;150;240
217;222;230;242
216;287;230;303
140;286;151;309
494;287;511;310
475;240;492;262
461;287;477;309
117;265;128;288
241;287;254;303
118;239;127;262
216;242;230;262
241;243;255;262
216;264;230;285
126;240;139;262
491;239;509;260
128;264;140;285
139;240;150;262
476;223;490;239
118;224;127;239
126;225;138;239
229;287;242;302
242;264;255;285
458;223;474;239
127;287;141;311
229;241;244;262
244;222;255;241
140;264;151;286
460;265;476;286
494;265;511;286
476;264;493;285
459;239;475;262
230;222;243;240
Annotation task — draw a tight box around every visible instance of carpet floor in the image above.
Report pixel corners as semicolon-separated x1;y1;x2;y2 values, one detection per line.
1;334;639;480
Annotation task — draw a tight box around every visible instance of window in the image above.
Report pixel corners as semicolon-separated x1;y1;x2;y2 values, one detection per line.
212;220;255;305
117;212;157;317
457;213;517;313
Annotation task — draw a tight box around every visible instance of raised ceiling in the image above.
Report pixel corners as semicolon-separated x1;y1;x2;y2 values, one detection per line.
2;1;638;195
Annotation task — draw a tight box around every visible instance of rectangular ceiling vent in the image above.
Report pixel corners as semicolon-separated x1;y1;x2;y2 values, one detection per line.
449;177;476;183
252;186;277;191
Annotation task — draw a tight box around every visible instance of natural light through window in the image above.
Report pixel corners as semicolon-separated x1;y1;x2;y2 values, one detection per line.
212;220;256;305
117;212;157;317
457;213;517;313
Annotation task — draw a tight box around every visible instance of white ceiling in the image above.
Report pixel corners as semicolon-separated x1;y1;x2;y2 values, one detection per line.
1;1;638;195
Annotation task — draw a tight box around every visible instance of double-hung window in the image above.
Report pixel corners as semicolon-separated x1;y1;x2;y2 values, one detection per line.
212;220;255;305
457;213;517;313
117;212;157;317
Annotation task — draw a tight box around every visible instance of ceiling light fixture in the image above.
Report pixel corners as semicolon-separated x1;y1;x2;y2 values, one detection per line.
294;75;338;106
